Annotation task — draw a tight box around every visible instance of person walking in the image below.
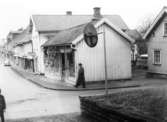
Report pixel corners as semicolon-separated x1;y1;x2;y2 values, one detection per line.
75;63;86;88
0;89;6;122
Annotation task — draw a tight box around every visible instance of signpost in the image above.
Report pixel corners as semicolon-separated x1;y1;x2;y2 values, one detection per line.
83;23;98;48
103;26;108;97
84;22;108;97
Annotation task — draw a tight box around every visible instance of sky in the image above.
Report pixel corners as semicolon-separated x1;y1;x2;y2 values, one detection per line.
0;0;167;41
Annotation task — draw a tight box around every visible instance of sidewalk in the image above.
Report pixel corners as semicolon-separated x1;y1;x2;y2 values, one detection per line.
6;112;93;122
10;66;167;91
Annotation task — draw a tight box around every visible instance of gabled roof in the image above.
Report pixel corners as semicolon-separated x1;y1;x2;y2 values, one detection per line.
144;6;167;39
42;24;87;47
31;15;129;32
42;18;134;47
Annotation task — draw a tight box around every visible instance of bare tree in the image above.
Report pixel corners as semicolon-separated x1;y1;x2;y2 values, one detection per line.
135;16;154;54
137;16;154;36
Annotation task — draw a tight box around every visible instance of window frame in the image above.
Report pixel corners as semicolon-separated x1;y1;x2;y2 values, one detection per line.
164;22;167;36
153;49;161;65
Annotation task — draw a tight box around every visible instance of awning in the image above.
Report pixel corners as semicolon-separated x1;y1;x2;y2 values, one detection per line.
13;52;36;59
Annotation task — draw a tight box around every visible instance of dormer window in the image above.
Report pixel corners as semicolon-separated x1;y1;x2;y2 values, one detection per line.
164;22;167;36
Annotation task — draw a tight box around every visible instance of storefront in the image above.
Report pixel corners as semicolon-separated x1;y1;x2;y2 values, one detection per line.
13;53;35;72
43;45;75;81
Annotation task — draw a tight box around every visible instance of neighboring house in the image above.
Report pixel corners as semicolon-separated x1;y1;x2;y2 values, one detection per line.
41;8;134;84
12;27;35;72
6;28;24;50
5;27;35;72
144;6;167;75
5;29;24;63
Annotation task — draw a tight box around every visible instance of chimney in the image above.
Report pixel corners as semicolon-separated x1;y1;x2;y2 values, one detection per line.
66;11;72;15
93;7;102;20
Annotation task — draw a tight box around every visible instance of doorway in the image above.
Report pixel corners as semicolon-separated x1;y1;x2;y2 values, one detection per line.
68;51;75;77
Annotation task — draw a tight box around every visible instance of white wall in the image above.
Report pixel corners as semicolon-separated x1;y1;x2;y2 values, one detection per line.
31;22;40;72
38;34;47;73
75;24;131;82
147;15;167;74
31;20;48;73
105;24;131;79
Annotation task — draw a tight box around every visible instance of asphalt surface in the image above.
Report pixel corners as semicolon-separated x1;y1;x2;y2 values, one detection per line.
0;64;110;119
1;63;167;120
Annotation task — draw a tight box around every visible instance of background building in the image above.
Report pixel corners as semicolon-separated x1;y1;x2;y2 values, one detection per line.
144;7;167;76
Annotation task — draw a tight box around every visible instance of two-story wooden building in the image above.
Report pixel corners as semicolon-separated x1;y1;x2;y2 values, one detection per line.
144;7;167;76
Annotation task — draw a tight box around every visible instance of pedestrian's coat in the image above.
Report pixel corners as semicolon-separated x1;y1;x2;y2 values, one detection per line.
75;64;86;88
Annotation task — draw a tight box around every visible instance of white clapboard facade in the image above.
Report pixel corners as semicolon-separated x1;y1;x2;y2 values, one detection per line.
71;19;134;83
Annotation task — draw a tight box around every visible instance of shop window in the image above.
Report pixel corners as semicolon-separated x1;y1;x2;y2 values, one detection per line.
44;53;60;73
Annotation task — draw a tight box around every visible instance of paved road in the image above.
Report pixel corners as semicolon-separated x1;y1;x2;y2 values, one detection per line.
0;64;164;120
0;65;109;119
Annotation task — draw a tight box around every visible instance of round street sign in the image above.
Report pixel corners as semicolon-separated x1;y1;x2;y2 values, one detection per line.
83;23;98;47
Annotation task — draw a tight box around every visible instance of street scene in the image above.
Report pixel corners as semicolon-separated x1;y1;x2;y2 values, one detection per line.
2;60;167;122
1;0;167;121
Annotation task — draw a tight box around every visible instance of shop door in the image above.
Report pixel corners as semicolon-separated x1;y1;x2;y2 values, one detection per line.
68;51;75;77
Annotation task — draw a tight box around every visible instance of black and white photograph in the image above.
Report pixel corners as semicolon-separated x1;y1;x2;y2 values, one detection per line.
0;0;167;121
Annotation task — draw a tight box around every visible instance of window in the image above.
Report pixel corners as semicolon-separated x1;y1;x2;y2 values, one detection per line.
68;51;75;77
153;50;161;65
164;23;167;36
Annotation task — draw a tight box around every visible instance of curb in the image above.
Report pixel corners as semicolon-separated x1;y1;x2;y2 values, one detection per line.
6;112;87;122
11;66;141;91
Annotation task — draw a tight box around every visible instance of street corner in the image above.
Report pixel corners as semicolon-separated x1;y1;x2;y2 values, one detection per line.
6;112;94;122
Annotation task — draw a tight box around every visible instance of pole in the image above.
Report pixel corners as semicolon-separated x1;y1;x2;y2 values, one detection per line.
103;26;108;97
